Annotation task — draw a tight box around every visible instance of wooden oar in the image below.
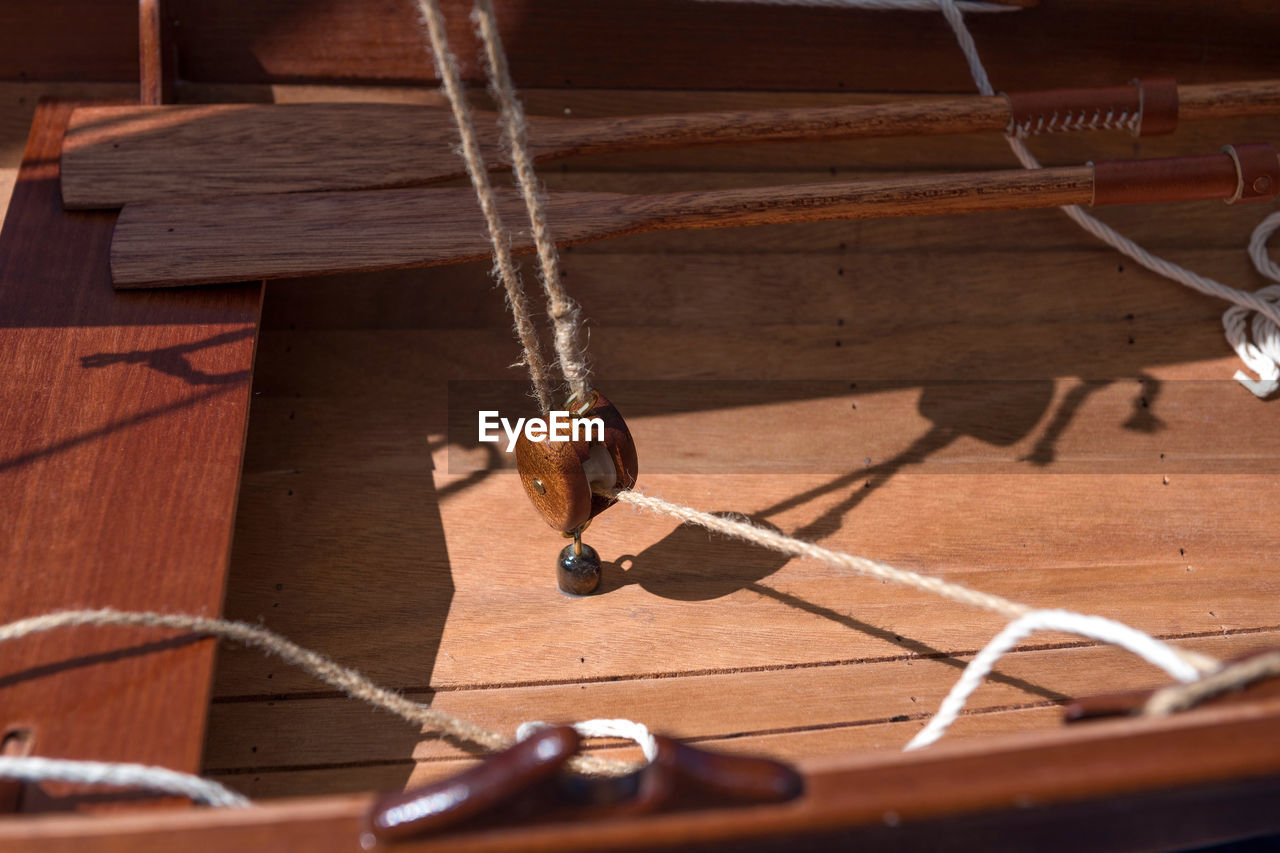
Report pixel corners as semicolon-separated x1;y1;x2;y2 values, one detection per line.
64;79;1280;209
110;146;1277;289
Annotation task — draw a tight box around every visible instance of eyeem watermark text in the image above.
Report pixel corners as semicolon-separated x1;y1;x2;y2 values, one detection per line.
478;410;604;452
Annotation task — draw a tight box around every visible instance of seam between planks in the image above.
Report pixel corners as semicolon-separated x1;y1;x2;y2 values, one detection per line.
209;624;1280;704
203;703;1057;776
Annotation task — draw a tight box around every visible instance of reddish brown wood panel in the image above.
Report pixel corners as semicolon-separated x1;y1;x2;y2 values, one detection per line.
6;1;1280;92
168;0;1280;91
0;2;138;82
0;101;261;811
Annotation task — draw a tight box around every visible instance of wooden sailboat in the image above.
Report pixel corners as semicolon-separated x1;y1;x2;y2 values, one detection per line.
2;0;1279;849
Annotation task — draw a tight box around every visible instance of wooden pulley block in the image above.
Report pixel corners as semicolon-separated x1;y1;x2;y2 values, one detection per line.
514;389;638;534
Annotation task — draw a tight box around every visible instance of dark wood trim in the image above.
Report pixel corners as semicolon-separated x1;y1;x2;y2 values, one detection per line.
4;2;1280;91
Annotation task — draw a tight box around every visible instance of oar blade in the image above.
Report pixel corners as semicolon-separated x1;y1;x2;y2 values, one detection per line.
62;103;497;209
108;187;636;288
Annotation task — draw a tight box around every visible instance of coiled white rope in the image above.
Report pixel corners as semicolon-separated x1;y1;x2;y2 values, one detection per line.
936;0;1280;398
1229;212;1280;397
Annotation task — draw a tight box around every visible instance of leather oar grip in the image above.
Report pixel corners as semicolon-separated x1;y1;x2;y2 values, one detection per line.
1091;143;1279;206
1004;78;1179;137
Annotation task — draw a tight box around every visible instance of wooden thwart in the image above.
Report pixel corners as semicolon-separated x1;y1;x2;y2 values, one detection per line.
59;79;1280;208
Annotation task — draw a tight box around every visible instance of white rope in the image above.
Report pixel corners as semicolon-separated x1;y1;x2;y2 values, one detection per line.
934;0;994;94
936;0;1280;399
691;0;1020;11
518;719;660;764
904;609;1205;751
0;756;249;808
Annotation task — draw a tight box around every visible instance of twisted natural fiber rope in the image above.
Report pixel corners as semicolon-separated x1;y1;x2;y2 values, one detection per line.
611;490;1029;618
412;0;557;413
473;0;592;403
607;488;1221;675
0;0;1256;809
416;0;1229;761
1145;650;1280;717
0;609;635;777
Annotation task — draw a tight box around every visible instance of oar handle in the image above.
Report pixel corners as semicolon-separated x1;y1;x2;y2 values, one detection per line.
536;98;1012;156
106;145;1280;289
1004;78;1177;137
1091;144;1279;206
540;80;1280;158
627;144;1280;232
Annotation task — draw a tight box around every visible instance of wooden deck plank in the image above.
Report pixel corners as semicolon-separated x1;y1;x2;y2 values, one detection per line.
206;309;1280;795
193;83;1280;806
0;102;261;811
208;706;1068;799
213;463;1280;693
205;632;1276;774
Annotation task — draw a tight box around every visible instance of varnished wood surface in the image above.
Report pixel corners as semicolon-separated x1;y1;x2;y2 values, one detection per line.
1;51;1279;853
1;84;137;230
1;80;1276;844
94;82;1280;289
109;146;1276;287
58;81;1280;207
190;80;1280;818
58;98;1012;207
8;79;1280;235
0;102;261;811
4;699;1280;851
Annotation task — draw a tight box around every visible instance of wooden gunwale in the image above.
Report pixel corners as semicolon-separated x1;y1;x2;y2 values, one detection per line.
1;697;1280;850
